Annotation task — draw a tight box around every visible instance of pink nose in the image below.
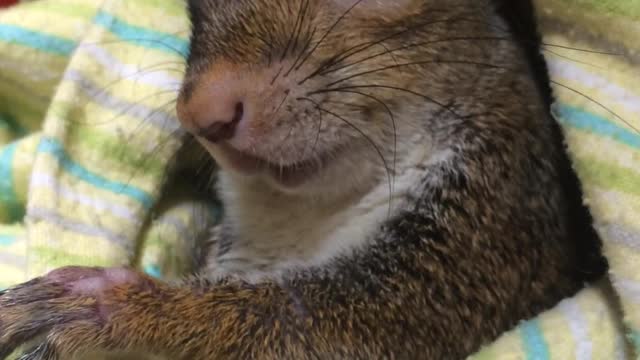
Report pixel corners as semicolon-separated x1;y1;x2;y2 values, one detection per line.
177;86;245;143
198;101;244;143
177;63;253;143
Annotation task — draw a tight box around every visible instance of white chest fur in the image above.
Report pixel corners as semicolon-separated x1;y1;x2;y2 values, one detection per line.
207;133;437;279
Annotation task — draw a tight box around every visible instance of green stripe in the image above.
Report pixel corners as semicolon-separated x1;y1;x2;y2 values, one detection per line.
33;246;117;268
69;126;167;178
38;137;155;209
0;103;46;135
130;0;187;16
0;106;43;134
0;64;61;95
0;142;26;222
631;330;640;351
556;0;640;20
47;101;171;177
0;113;27;138
0;82;49;116
93;11;189;57
20;1;98;19
573;155;640;197
0;77;54;111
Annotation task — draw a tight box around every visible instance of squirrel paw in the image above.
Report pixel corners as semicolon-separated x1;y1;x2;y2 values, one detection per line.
0;266;156;359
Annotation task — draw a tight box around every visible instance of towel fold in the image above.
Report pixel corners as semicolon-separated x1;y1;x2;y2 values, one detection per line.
0;1;638;358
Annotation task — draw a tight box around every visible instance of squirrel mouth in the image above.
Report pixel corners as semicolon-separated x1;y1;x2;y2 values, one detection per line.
207;142;328;188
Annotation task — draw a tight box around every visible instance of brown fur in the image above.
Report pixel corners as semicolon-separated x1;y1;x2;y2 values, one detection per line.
0;1;605;359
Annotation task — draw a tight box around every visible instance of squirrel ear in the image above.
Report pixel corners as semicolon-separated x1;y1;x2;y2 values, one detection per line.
332;0;421;19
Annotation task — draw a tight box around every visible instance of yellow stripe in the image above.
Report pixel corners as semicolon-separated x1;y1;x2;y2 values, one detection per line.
29;156;155;219
11;135;39;204
104;2;189;36
605;248;640;328
574;287;613;359
0;263;26;285
538;310;576;359
41;110;178;184
17;0;99;20
29;182;141;240
551;80;640;134
538;2;640;53
0;65;61;102
60;53;183;108
605;245;640;285
564;127;640;171
587;188;640;236
28;223;131;278
544;34;640;87
0;82;50;118
0;9;89;41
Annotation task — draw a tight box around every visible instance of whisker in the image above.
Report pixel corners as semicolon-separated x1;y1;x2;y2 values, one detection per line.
321;89;398;190
120;123;187;190
294;0;365;74
78;37;189;59
121;97;181;147
325;59;507;87
374;42;400;67
298;96;394;216
271;66;285;85
319;36;511;77
61;89;179;126
287;0;312;67
542;43;622;56
246;29;276;65
542;49;605;69
281;0;309;61
550;80;639;134
311;84;459;120
322;99;369;111
300;16;479;84
285;25;318;78
82;62;184;104
311;103;324;157
274;93;290;116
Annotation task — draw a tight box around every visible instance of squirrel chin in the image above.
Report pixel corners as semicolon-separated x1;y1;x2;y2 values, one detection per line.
203;140;343;190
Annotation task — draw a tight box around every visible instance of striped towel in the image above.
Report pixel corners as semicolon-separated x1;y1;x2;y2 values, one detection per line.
472;0;640;358
0;1;638;359
0;0;218;287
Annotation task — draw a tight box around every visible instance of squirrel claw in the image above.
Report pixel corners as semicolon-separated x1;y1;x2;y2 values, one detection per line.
0;266;149;359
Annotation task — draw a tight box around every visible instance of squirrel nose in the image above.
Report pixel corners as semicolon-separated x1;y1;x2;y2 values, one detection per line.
198;101;244;143
177;61;287;144
177;70;248;143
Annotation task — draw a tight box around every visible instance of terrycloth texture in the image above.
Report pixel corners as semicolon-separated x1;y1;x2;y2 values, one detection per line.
0;0;218;286
0;0;638;359
471;0;640;358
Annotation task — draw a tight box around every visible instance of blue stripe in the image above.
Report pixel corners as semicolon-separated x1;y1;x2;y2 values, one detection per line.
0;142;25;221
631;330;640;351
520;320;550;360
37;137;154;209
93;11;189;58
554;104;640;149
0;24;76;56
144;264;162;278
0;235;16;247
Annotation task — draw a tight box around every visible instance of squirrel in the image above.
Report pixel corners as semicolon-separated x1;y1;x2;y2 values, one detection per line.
0;0;607;359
